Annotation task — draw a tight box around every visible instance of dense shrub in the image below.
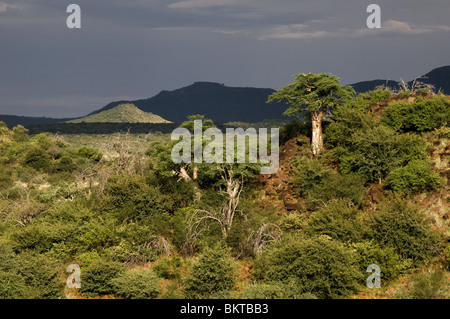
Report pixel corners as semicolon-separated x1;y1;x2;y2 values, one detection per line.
239;283;285;299
305;199;368;242
369;199;443;265
338;125;401;182
291;156;334;195
0;249;63;299
325;106;377;149
258;236;362;299
352;241;404;281
76;146;103;162
183;245;237;298
385;160;441;194
240;282;317;299
54;155;77;172
104;174;174;226
12;125;29;143
0;269;28;299
111;268;161;299
22;146;51;171
383;95;450;132
307;173;366;209
30;133;53;150
153;256;184;280
351;88;393;111
12;222;73;253
335;126;428;183
81;258;124;297
292;156;366;208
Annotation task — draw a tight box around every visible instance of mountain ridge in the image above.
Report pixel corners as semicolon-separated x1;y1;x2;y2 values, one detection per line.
89;82;284;123
350;65;450;93
1;65;449;127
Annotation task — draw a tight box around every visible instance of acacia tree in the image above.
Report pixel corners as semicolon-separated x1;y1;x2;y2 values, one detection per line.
268;73;355;156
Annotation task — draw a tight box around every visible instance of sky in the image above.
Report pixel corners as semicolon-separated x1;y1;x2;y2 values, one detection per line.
0;0;449;118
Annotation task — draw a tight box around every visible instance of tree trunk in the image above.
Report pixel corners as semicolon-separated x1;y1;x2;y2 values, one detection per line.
311;111;324;156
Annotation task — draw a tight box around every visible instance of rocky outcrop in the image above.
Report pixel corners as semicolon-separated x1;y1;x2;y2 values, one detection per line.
257;136;311;213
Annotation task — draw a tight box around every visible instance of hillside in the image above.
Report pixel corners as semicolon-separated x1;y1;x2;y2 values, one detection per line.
67;103;172;124
89;82;287;123
0;86;449;301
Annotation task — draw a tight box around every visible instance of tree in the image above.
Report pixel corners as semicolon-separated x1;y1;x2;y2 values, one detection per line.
268;73;355;156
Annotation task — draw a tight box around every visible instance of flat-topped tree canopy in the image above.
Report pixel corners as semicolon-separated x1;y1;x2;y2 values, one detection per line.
268;73;355;156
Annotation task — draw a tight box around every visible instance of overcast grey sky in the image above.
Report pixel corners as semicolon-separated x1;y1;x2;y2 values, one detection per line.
1;0;449;117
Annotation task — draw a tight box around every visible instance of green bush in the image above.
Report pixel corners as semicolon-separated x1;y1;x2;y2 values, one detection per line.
305;199;368;242
393;133;428;165
76;146;103;162
339;125;400;183
258;236;362;299
307;173;366;209
183;245;237;298
382;95;450;132
153;256;184;280
54;155;77;172
104;175;174;225
30;133;53;150
352;88;393;111
0;269;28;299
325;106;377;149
239;283;285;299
291;155;366;208
352;241;405;281
369;199;443;265
0;250;64;299
12;222;73;253
22;146;51;171
81;258;124;297
12;125;29;143
385;160;441;194
291;156;334;195
111;268;161;299
335;126;428;183
239;282;318;299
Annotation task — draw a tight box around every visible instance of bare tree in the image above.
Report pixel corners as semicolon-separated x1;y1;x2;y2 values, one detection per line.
398;76;436;95
246;223;282;256
183;164;244;254
106;130;148;175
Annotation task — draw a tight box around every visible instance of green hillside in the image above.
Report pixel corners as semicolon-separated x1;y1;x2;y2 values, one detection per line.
67;103;172;124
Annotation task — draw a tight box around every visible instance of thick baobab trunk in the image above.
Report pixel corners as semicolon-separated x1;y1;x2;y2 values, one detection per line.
311;111;324;156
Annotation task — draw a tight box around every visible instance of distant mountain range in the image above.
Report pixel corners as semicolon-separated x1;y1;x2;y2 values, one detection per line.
89;82;284;124
1;65;449;128
350;65;450;94
0;115;73;128
66;103;171;124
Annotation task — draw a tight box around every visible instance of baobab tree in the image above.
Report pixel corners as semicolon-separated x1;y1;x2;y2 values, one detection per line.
268;73;355;156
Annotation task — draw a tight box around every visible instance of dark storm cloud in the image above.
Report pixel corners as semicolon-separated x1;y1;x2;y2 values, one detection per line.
0;0;449;117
